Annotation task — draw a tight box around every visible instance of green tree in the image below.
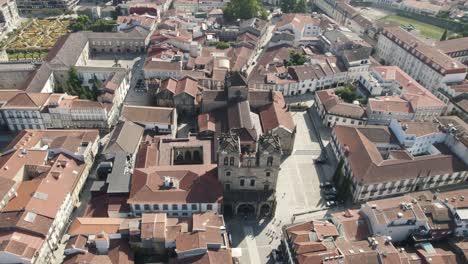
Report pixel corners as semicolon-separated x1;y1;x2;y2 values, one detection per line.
284;50;307;66
70;15;92;32
281;0;296;13
294;0;307;13
440;29;448;41
64;66;93;100
224;0;266;21
335;85;358;103
215;41;230;49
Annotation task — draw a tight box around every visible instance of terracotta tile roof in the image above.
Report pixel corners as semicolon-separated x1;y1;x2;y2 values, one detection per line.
65;234;87;250
122;105;175;125
192;211;224;231
381;26;467;74
175;227;223;253
259;93;295;133
103;121;144;155
0;149;48;180
437;189;468;208
63;239;134;264
198;113;216;132
364;195;427;225
160;76;200;97
0;90;22;104
334;125;466;184
117;14;156;29
1;92;51;109
4;129;99;151
399;120;440;137
134;136;160;169
368;96;413;113
68;217;128;235
173;249;233;264
276;13;321;32
331;209;369;241
128;165;223;204
0;210;53;236
316;90;366;119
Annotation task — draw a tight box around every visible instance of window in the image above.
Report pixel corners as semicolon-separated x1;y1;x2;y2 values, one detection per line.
264;184;269;191
240;179;245;186
207;204;213;210
230;157;234;166
173;212;179;216
153;204;159;210
250;179;255;186
144;204;150;210
182;204;188;210
163;204;168;210
266;172;271;177
224;157;228;165
182;212;188;216
172;204;178;210
134;204;141;210
225;183;230;191
226;171;231;176
191;204;197;210
267;157;273;166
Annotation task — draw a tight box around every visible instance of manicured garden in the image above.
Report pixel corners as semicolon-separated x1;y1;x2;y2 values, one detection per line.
378;15;448;39
4;18;71;60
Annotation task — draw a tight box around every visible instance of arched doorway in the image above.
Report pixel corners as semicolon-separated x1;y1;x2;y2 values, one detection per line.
237;204;255;216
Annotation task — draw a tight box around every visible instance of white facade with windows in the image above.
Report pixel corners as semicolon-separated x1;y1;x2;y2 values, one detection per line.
130;202;219;217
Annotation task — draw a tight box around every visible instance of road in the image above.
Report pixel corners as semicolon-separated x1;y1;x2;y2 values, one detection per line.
245;24;276;77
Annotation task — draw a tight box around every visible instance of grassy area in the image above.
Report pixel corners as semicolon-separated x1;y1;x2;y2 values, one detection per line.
378;15;448;40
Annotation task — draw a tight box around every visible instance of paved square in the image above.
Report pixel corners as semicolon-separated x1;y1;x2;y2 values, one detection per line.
226;110;335;264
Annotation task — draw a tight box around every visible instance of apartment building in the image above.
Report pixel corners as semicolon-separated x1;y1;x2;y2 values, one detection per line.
0;0;20;34
360;195;429;242
437;80;468;121
16;0;78;15
65;212;232;263
248;45;349;96
315;89;367;127
0;130;99;264
436;189;468;237
313;0;358;26
274;13;335;42
376;25;467;92
362;66;447;124
389;119;446;155
331;124;467;202
436;37;468;64
128;165;223;217
0;92;116;130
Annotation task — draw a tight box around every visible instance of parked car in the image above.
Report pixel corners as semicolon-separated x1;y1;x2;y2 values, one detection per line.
320;182;333;189
323;187;337;195
314;158;326;164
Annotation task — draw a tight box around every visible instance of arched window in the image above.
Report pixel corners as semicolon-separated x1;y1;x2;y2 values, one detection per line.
229;157;234;166
267;157;273;166
223;157;228;165
193;150;201;161
185;151;191;161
